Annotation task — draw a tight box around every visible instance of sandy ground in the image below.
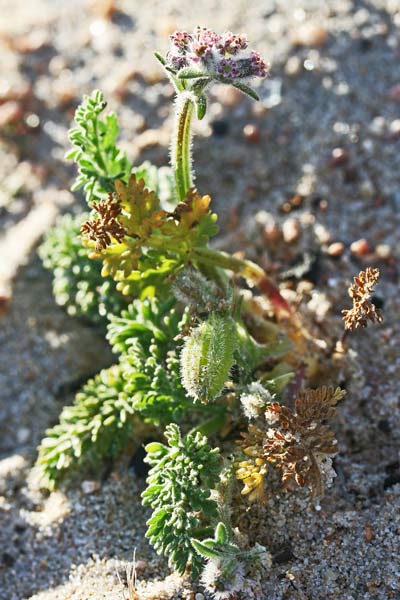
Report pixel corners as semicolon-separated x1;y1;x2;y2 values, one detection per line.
0;1;399;599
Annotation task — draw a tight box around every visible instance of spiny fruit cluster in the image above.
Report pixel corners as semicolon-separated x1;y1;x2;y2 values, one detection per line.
35;28;360;599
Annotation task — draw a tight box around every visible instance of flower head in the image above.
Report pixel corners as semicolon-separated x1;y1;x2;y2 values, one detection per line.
165;26;269;82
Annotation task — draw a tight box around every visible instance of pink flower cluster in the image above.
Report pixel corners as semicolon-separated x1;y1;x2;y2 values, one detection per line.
167;27;268;80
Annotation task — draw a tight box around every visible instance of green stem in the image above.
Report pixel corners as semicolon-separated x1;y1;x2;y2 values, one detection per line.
92;117;108;174
192;246;294;320
172;94;195;202
189;409;227;438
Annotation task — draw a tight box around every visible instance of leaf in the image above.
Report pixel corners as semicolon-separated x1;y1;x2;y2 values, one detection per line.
178;67;207;79
232;81;260;101
66;90;131;205
196;94;207;120
115;175;167;239
154;51;167;66
215;522;229;544
191;538;221;559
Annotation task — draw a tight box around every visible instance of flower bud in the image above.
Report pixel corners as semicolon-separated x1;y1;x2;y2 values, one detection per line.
180;312;236;402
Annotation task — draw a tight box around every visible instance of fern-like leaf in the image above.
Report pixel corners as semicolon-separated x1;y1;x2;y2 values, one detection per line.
142;424;221;577
66;90;131;204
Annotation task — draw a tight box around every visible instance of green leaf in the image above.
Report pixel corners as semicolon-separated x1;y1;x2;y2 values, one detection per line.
178;67;207;79
191;538;221;559
66;90;131;205
215;522;229;544
154;51;167;66
232;81;260;101
196;94;207;120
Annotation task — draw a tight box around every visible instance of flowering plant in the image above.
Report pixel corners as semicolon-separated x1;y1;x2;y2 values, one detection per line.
36;28;350;598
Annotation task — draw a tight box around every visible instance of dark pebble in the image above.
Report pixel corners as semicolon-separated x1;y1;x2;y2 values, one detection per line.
273;545;296;564
377;419;391;434
359;37;373;51
344;167;359;183
211;119;230;137
14;522;27;534
383;473;400;490
2;551;16;567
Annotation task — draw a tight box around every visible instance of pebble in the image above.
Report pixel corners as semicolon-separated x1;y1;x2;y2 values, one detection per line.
135;559;148;572
350;238;371;256
10;29;50;53
0;101;23;127
282;218;302;243
389;84;400;103
330;147;349;167
375;244;391;260
314;223;331;244
195;594;205;600
388;119;400;138
285;56;302;76
327;241;345;257
291;22;328;47
243;123;260;143
81;480;101;494
263;221;282;244
369;116;386;137
359;179;374;198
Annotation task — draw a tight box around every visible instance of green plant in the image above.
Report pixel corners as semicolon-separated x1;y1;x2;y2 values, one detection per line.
35;27;353;598
142;424;221;578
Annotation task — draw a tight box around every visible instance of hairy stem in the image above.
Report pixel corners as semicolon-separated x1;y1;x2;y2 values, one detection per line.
193;246;294;320
172;94;195;201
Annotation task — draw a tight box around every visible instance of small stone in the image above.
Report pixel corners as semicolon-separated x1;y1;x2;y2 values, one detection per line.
25;113;40;130
285;56;301;76
314;223;331;244
389;84;400;103
2;552;15;567
330;147;349;167
48;55;68;76
350;238;370;256
291;22;328;47
81;480;101;494
0;101;23;127
327;242;345;257
11;29;50;53
53;75;77;106
389;119;400;138
263;222;282;244
195;594;205;600
135;559;148;572
243;123;260;143
364;524;375;543
369;116;386;137
359;180;374;198
375;244;391;259
17;428;30;444
282;218;302;243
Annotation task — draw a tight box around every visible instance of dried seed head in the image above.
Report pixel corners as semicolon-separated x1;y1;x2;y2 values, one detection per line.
342;267;383;331
236;386;345;499
81;194;126;251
